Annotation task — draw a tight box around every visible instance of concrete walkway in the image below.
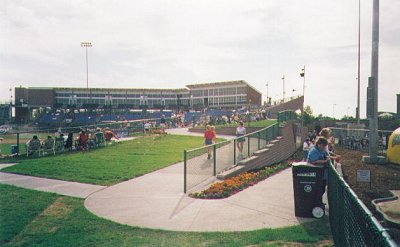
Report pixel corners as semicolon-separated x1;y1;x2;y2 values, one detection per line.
0;163;106;198
85;165;311;231
0;172;106;198
85;128;310;231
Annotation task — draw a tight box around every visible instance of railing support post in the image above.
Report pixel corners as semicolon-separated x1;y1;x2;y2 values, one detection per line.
184;149;187;193
247;136;251;157
257;132;261;150
16;133;20;155
213;144;216;176
233;139;237;164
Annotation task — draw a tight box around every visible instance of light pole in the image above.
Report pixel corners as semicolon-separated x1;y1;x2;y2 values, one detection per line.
333;104;337;119
281;75;285;102
364;0;383;163
265;82;269;104
356;0;361;124
81;42;92;89
300;65;305;98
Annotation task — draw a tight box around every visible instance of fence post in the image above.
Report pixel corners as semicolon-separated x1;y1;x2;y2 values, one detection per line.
233;139;236;164
257;132;260;150
213;144;216;176
247;136;250;157
184;149;187;193
16;132;20;155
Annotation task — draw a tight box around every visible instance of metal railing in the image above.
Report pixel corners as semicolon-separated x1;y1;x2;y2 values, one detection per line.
277;110;298;125
184;123;279;193
327;162;397;246
330;127;392;154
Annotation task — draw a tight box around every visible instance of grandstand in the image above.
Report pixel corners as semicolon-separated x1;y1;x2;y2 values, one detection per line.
14;80;262;125
0;104;11;125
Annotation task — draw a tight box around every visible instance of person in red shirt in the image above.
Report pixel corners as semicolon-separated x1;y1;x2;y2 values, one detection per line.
204;125;216;159
77;130;89;151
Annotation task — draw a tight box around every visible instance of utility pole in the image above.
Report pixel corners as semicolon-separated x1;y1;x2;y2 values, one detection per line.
364;0;385;164
81;42;92;89
356;0;361;124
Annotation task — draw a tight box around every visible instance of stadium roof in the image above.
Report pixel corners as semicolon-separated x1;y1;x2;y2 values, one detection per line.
186;80;262;94
19;80;262;94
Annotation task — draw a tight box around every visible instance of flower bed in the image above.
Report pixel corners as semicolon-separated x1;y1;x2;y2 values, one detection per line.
190;162;290;199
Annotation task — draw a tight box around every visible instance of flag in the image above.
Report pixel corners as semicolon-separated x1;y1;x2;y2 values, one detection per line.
300;67;305;77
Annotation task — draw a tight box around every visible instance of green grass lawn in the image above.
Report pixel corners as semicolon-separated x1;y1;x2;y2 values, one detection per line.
0;184;333;247
1;135;223;186
193;119;277;129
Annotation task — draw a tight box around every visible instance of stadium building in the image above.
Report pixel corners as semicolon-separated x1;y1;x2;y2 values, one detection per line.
14;80;262;124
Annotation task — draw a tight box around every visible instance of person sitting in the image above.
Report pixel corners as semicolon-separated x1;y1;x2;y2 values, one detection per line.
77;130;89;151
27;135;41;156
104;127;119;142
43;136;55;150
94;128;105;146
65;132;73;150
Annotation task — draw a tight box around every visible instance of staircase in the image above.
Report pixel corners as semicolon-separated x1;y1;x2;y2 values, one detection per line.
217;121;300;179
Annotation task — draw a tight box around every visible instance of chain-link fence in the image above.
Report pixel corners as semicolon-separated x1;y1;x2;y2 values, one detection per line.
330;127;392;155
184;123;280;193
327;162;397;247
0;117;169;157
277;110;298;126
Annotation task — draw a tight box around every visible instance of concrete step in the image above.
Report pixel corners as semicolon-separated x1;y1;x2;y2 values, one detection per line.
217;165;247;179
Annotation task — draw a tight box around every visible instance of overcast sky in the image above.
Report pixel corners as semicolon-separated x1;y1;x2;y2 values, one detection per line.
1;0;399;118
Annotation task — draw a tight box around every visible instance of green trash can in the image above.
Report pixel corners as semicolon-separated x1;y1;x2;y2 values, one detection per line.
292;162;325;218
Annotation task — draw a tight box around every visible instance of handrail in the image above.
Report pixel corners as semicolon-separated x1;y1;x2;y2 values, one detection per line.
186;123;278;153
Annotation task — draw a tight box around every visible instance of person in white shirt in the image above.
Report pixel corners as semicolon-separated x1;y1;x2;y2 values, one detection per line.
303;138;311;161
236;122;246;158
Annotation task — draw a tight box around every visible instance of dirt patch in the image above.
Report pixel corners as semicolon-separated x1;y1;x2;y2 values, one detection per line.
338;146;400;243
337;147;400;209
40;197;74;218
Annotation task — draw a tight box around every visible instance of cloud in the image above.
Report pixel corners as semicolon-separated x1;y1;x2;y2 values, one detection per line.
0;0;399;117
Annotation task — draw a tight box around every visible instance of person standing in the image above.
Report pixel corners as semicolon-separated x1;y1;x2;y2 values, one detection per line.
204;125;215;159
303;138;311;161
236;122;246;159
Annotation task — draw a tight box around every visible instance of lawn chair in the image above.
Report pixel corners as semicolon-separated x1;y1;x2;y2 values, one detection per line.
26;140;41;157
54;137;65;153
40;138;55;156
94;132;106;147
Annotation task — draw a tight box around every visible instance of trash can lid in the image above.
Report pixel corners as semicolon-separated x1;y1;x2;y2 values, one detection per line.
292;162;324;169
292;162;312;167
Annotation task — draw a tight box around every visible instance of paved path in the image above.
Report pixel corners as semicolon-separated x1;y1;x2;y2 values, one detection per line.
0;162;105;198
0;172;106;198
86;128;311;231
85;166;311;231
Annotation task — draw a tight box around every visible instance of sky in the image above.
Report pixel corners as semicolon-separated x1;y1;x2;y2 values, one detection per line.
1;0;399;118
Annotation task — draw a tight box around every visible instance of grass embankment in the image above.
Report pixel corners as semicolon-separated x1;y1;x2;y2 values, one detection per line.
193;119;277;129
0;184;333;247
1;135;223;186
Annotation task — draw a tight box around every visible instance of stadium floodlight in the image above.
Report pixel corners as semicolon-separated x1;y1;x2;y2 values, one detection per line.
81;42;92;89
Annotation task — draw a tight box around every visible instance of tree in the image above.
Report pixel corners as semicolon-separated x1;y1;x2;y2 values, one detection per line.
303;105;314;125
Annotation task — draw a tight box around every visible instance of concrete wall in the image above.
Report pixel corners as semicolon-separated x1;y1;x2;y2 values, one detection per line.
265;96;304;118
